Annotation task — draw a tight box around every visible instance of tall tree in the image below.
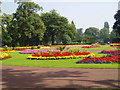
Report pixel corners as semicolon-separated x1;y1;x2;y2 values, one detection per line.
10;1;46;46
41;10;72;45
84;27;99;43
76;28;83;42
1;13;12;46
104;22;109;29
110;29;120;43
70;21;76;41
113;10;120;36
99;22;110;43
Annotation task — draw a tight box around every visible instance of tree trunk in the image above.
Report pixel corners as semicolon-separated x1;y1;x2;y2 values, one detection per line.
52;35;54;45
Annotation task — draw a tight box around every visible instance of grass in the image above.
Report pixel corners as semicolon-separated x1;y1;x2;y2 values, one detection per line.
1;45;120;69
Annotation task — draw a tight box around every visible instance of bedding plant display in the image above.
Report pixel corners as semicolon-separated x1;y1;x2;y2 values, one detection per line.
27;49;95;60
76;49;120;64
0;53;12;60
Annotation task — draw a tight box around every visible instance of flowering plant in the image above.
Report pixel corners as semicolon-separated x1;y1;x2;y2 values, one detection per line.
82;45;100;48
0;50;15;52
27;51;95;60
101;50;120;55
0;53;12;60
76;55;120;64
110;43;120;46
19;48;58;54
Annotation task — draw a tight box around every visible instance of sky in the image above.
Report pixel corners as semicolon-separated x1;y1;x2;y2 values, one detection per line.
1;0;120;32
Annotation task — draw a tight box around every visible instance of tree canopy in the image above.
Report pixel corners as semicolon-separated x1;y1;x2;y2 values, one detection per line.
113;10;120;36
1;1;119;46
9;1;45;46
41;10;76;45
84;27;99;43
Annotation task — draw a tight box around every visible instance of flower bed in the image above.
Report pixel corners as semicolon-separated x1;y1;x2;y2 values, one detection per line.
76;55;120;64
0;53;12;60
110;43;120;46
82;45;100;48
27;51;95;60
101;50;120;55
111;46;120;48
19;48;58;54
0;50;15;52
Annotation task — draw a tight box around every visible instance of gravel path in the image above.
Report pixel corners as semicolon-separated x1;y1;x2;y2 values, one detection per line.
2;65;120;89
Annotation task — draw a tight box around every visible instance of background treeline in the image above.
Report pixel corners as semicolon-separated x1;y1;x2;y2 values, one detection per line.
0;1;120;47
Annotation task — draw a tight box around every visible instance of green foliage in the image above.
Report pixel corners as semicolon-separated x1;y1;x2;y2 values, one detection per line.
99;22;110;43
99;28;110;43
76;28;83;42
82;35;94;44
69;42;81;44
104;22;109;29
113;10;120;37
31;47;34;49
41;10;76;45
84;27;100;43
61;34;71;45
1;13;12;46
48;51;54;55
9;2;45;46
37;46;41;49
110;29;120;43
57;46;66;52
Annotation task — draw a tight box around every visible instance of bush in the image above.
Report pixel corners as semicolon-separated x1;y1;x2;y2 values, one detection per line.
69;42;79;45
31;47;34;49
100;43;106;45
37;46;41;49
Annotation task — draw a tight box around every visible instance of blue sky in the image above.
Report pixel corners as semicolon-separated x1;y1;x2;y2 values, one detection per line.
1;0;119;32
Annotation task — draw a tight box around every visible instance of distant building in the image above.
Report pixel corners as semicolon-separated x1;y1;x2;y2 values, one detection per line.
118;1;120;10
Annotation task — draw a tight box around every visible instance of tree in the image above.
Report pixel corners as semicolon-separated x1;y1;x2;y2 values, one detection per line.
99;22;110;43
82;35;94;44
76;28;83;42
61;34;71;45
110;29;120;43
69;21;76;41
41;10;72;45
10;1;45;46
1;13;12;46
84;27;100;43
113;10;120;36
104;22;109;29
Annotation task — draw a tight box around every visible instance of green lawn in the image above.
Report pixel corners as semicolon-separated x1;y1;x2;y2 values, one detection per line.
1;45;120;69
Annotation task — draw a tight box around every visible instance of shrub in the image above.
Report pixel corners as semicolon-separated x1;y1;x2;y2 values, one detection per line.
37;46;41;49
31;47;34;49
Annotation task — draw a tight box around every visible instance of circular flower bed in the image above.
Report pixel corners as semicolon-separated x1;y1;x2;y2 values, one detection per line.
0;53;12;60
76;55;120;64
27;51;95;60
